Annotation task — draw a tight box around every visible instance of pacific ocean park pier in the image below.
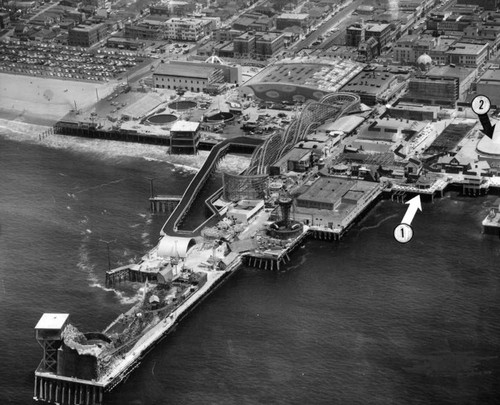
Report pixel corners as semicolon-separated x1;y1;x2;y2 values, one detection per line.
34;80;500;403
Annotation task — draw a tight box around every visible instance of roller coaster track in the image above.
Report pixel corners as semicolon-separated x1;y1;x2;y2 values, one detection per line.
248;92;360;175
161;92;359;237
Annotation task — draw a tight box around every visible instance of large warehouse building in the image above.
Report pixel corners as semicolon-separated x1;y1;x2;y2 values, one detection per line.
153;60;241;93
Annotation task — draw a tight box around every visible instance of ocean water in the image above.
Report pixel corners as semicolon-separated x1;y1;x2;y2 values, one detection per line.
1;134;500;405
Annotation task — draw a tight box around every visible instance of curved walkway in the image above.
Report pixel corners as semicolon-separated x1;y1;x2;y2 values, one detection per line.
161;136;263;237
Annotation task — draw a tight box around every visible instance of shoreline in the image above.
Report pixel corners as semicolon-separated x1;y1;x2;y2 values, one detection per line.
0;72;253;173
0;106;62;127
0;117;251;174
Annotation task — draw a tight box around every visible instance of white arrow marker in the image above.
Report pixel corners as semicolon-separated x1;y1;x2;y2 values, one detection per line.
401;195;422;225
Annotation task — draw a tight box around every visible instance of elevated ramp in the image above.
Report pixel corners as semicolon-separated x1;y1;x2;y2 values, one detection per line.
161;136;263;237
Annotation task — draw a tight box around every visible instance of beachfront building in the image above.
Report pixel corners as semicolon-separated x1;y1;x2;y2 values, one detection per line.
68;23;106;47
169;121;201;154
293;178;379;228
153;62;225;93
165;18;213;42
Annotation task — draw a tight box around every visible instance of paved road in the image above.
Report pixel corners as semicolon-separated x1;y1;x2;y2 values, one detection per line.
292;0;363;52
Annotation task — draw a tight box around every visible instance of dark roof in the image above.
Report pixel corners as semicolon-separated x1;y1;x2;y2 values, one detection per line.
154;63;217;79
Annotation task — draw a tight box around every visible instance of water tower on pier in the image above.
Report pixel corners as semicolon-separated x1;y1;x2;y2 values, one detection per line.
35;313;70;373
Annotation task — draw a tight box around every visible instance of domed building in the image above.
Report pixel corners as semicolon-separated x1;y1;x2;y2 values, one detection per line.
477;123;500;157
417;54;432;72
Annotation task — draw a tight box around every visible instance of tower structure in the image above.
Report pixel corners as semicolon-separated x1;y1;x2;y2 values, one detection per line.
35;313;69;373
278;196;293;229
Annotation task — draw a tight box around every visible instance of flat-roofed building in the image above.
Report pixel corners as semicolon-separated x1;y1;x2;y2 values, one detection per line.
124;21;163;40
232;16;254;32
340;66;408;106
296;177;352;211
151;1;194;16
233;32;256;58
170;60;241;84
276;13;311;31
255;32;285;60
446;42;489;67
387;103;440;121
393;35;437;65
358;118;426;143
0;12;11;29
403;76;459;107
153;63;225;92
365;23;392;53
226;199;264;224
427;65;477;100
293;178;379;228
456;0;497;10
270;147;312;176
165;17;212;41
477;69;500;106
346;23;364;47
169;120;200;154
68;23;106;47
463;24;500;54
106;36;143;50
150;4;170;16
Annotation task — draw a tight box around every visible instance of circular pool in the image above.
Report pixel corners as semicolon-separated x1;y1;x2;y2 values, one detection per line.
146;114;178;125
204;111;234;123
168;100;197;110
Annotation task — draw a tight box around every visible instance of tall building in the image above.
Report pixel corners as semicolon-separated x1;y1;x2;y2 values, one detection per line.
0;12;10;30
365;23;392;53
233;32;256;58
255;32;285;60
169;121;201;154
403;76;459;107
346;23;365;47
165;18;212;42
68;23;106;47
446;42;489;67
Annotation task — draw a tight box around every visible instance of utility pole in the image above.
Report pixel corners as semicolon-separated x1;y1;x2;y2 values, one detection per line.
100;239;116;271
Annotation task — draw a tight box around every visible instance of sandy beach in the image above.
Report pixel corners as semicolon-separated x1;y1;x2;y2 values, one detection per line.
0;72;116;126
0;73;251;173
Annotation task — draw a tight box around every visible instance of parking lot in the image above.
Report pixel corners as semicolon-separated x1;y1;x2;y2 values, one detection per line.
0;40;147;81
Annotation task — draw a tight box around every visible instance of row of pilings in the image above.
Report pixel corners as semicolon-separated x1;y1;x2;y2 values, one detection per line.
105;265;157;287
34;375;103;405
